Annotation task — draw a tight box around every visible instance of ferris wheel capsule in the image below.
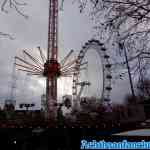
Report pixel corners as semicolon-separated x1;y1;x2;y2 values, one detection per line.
101;47;107;51
104;55;110;59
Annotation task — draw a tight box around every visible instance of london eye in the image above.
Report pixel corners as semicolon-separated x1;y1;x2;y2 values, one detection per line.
72;39;112;109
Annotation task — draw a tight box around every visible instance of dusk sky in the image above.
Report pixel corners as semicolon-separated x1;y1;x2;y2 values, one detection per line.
0;0;131;109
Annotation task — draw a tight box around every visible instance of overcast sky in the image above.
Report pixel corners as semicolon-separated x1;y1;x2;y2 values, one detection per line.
0;0;131;109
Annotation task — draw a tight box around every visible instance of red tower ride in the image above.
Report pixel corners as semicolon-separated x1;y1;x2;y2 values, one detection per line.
44;0;60;119
15;0;78;121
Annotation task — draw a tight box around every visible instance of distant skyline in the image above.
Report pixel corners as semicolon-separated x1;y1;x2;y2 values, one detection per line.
0;0;131;109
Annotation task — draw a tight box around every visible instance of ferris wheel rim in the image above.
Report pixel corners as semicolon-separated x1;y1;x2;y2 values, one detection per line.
72;39;112;106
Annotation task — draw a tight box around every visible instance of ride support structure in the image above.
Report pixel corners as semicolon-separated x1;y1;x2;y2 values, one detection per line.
44;0;60;119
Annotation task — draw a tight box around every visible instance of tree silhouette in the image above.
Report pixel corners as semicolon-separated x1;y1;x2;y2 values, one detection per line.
1;0;28;18
0;0;28;39
75;0;150;83
137;78;150;99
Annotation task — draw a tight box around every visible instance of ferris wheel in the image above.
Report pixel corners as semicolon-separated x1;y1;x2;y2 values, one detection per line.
72;39;112;108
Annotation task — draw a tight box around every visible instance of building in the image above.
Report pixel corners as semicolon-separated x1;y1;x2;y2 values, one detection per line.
4;99;16;111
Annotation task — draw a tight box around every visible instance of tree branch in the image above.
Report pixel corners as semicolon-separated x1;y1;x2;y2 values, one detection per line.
1;0;28;19
0;32;14;40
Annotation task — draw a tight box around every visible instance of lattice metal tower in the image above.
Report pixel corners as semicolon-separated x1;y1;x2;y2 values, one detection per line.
43;0;60;119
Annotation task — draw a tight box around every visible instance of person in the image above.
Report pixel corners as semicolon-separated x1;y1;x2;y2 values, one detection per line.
57;104;64;127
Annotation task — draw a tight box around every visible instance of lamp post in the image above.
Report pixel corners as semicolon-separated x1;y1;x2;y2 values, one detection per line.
119;42;136;101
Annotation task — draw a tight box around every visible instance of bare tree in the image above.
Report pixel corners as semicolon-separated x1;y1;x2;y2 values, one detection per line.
74;0;150;88
1;0;28;18
77;0;150;39
0;31;14;39
137;78;150;99
0;0;28;39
